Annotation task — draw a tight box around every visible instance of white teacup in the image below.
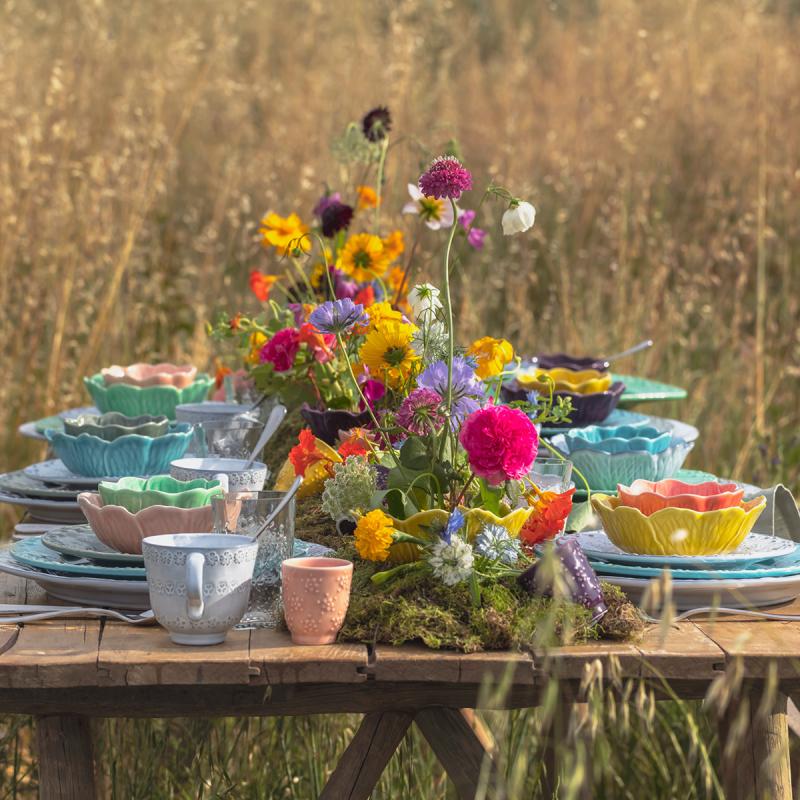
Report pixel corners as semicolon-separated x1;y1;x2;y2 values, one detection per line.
169;457;268;493
142;533;257;646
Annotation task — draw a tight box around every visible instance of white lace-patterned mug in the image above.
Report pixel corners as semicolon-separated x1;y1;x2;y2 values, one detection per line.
142;533;257;646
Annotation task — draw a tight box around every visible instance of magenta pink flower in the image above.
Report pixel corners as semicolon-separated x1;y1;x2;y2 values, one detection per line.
418;156;472;201
459;404;538;485
260;327;300;372
396;388;445;435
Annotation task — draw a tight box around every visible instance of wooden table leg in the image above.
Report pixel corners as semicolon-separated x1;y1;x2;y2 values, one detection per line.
415;708;504;800
718;686;792;800
36;715;97;800
319;710;414;800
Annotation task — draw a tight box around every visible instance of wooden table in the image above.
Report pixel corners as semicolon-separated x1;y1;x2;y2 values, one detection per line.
1;572;798;800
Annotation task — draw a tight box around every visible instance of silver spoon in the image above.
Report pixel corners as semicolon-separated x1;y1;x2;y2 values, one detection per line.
244;403;287;469
254;476;303;541
0;607;156;625
602;339;653;367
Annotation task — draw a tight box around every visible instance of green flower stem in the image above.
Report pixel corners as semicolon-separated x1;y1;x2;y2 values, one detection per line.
375;137;389;230
370;560;425;586
437;199;460;466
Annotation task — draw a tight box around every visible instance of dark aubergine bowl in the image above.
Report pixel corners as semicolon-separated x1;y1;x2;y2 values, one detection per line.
502;382;626;429
533;352;609;372
300;404;371;446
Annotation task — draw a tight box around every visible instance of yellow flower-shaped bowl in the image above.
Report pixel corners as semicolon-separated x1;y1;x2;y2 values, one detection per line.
590;493;767;556
389;506;534;563
515;368;612;395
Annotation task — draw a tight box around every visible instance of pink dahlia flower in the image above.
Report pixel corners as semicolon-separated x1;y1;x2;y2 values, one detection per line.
459;404;538;485
418;156;472;201
396;388;445;435
260;327;300;372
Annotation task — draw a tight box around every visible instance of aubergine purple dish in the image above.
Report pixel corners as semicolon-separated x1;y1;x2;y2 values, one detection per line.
502;381;627;429
300;405;371;446
534;352;609;372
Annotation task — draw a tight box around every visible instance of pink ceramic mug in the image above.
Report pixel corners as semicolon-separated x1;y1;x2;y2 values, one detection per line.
281;557;353;645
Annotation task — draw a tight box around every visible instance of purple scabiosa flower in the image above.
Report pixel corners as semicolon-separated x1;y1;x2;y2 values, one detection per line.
418;156;472;201
313;192;342;218
321;201;354;238
395;388;445;436
417;356;485;424
309;298;367;335
458;208;487;250
330;267;357;300
362;106;392;142
288;303;306;327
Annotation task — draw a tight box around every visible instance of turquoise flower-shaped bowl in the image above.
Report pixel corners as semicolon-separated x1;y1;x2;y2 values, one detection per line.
83;373;213;420
561;425;673;455
45;424;193;478
550;434;693;491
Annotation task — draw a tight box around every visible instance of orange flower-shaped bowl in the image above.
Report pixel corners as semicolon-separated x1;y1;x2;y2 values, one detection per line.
617;479;745;516
101;363;198;389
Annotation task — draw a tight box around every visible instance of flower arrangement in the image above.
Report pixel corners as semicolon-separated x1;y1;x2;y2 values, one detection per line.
210;106;633;649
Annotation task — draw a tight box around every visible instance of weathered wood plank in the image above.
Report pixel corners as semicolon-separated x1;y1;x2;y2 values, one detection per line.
319;711;413;800
718;686;792;800
97;623;252;685
0;621;101;688
696;620;800;679
531;641;642;681
369;644;535;685
249;628;368;684
636;622;725;680
36;715;97;800
416;708;503;800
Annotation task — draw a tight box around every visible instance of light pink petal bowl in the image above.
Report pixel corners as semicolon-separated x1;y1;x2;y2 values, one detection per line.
101;363;198;389
616;479;745;516
78;492;213;554
281;557;353;645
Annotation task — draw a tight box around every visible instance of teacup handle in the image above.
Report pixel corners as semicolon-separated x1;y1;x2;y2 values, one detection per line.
185;552;206;621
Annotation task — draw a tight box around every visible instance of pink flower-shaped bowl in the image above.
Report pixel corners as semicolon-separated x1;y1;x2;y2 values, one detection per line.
101;363;198;389
616;479;745;516
77;492;213;554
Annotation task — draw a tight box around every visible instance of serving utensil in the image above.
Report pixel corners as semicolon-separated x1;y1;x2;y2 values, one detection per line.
602;339;653;367
254;476;303;541
244;403;287;468
0;606;155;625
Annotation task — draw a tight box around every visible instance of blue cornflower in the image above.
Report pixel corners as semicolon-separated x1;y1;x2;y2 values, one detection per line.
417;357;485;424
441;508;465;544
309;298;367;335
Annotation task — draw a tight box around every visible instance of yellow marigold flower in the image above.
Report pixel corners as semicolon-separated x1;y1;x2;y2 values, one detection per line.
259;212;309;253
337;233;391;282
359;321;419;388
354;509;395;562
356;185;379;210
467;336;515;380
382;230;405;261
246;331;268;365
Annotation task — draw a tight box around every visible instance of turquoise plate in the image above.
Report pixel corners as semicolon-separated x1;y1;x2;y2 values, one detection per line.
542;410;699;443
588;547;800;580
10;537;146;579
614;374;688;406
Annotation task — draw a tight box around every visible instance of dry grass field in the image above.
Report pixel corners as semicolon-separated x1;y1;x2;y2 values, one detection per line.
0;0;798;795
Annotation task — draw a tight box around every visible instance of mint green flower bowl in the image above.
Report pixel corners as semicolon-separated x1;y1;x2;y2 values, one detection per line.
84;373;213;420
98;475;224;513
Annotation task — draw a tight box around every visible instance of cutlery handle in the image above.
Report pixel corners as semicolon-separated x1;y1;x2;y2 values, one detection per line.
604;339;653;365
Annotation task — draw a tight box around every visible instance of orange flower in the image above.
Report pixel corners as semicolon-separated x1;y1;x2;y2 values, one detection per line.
298;323;336;363
289;429;325;477
357;185;379;209
249;270;279;302
214;361;232;390
353;285;375;309
246;331;268;365
382;230;405;261
228;313;243;331
467;336;515;380
338;439;369;460
519;487;576;547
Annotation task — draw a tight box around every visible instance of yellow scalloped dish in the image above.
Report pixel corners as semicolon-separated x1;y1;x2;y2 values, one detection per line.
515;367;612;395
590;493;767;556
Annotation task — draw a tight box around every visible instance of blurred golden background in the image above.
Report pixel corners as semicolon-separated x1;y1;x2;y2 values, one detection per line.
1;0;798;517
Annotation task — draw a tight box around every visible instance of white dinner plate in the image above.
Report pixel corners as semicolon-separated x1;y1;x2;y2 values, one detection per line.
23;459;110;488
570;530;797;568
0;548;150;610
604;572;800;611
